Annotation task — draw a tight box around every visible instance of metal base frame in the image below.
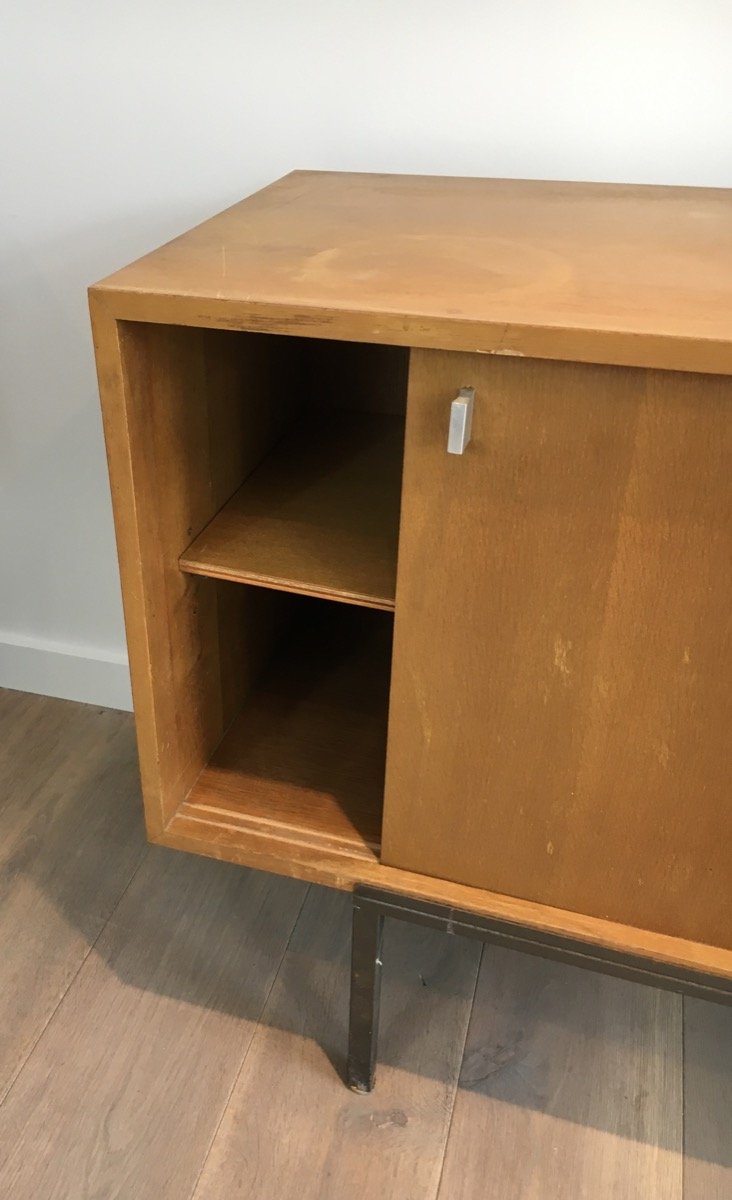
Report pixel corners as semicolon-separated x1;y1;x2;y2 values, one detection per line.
346;884;732;1092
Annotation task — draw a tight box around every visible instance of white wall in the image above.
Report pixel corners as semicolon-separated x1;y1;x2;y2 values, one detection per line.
1;0;731;710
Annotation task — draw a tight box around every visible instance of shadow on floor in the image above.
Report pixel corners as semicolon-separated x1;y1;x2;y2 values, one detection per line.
1;688;729;1169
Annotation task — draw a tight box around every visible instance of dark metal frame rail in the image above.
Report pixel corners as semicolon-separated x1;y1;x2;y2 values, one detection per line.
346;884;732;1092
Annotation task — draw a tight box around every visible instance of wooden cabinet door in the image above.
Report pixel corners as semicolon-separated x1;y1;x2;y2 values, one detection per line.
382;350;732;947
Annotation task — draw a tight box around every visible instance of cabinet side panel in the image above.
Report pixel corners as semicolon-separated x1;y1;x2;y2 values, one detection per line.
90;297;162;829
383;350;732;948
90;302;295;833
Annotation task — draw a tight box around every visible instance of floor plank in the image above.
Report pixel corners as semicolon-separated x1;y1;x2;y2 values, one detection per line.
0;690;145;1100
437;946;683;1200
0;846;306;1200
193;887;481;1200
0;690;715;1198
683;998;732;1199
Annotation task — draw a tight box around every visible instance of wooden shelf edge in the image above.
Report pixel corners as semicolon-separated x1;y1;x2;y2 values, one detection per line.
177;559;396;612
177;795;380;861
161;808;732;983
178;408;403;612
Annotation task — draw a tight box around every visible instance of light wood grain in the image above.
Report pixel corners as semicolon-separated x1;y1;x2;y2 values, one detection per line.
0;690;144;1102
185;601;392;857
0;846;306;1200
91;172;732;375
383;350;732;948
438;945;683;1200
181;410;404;610
683;999;732;1198
193;886;481;1200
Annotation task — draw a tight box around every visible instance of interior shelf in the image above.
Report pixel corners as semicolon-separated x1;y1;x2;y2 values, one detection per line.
180;410;404;610
181;600;392;859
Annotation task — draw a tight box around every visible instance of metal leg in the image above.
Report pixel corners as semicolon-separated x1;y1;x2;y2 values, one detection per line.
346;897;384;1092
343;885;732;1092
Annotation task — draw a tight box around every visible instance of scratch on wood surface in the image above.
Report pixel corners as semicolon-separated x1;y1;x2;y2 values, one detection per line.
492;323;524;356
412;668;432;747
371;1109;408;1129
476;323;525;356
553;635;573;682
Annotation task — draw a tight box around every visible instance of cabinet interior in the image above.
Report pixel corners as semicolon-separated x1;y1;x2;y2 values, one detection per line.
120;321;408;858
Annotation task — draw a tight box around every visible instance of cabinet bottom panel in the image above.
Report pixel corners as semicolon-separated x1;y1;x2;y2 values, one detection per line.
159;807;732;986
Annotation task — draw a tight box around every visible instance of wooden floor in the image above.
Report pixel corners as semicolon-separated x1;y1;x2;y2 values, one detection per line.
0;689;729;1199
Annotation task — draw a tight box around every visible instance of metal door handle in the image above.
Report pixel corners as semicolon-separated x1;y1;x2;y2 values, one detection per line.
447;387;475;454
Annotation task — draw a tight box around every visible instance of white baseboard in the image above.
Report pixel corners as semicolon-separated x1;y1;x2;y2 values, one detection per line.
0;631;133;711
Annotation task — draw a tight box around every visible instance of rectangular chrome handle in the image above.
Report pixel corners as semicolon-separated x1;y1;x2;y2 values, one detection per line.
447;386;475;454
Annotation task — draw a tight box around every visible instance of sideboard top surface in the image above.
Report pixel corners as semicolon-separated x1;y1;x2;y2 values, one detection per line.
91;170;732;374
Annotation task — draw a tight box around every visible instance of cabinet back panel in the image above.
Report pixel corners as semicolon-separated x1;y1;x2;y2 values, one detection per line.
382;350;732;948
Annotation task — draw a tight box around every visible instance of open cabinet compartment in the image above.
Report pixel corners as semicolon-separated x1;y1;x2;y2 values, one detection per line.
182;592;393;859
117;321;408;863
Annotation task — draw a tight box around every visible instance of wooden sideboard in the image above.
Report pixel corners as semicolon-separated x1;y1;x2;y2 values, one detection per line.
90;171;732;1004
